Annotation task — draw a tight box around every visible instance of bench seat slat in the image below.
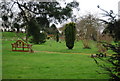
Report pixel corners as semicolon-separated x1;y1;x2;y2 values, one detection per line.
12;46;31;48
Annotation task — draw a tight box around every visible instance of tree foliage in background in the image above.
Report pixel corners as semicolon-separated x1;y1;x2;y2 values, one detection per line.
76;14;100;40
96;34;113;53
27;18;40;44
28;18;47;44
76;14;100;49
13;23;20;33
93;6;120;81
0;0;79;43
47;24;58;35
103;20;120;42
0;0;80;30
56;31;59;42
65;22;76;49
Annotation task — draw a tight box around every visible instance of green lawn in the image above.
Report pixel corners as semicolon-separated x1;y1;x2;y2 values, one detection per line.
33;40;98;54
2;32;112;79
33;39;113;55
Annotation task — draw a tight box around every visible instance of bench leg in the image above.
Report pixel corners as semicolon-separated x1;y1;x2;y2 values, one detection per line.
15;47;16;51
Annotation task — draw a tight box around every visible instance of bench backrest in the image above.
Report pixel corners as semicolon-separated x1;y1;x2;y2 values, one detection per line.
13;40;27;47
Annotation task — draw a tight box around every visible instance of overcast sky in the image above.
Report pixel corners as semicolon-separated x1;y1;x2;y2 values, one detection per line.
73;0;120;16
1;0;120;27
56;0;120;27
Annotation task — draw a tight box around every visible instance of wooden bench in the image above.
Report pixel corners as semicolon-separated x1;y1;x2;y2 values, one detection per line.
11;40;33;52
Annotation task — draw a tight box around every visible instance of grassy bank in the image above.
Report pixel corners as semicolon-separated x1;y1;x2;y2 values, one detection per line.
2;32;112;79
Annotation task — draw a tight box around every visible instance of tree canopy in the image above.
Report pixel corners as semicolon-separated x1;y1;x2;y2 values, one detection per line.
0;0;80;31
0;0;79;43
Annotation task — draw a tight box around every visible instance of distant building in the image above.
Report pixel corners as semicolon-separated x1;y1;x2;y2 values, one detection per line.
118;1;120;19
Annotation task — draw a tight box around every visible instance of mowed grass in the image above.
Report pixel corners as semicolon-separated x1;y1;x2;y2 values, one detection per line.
2;32;26;39
2;32;111;79
33;39;113;55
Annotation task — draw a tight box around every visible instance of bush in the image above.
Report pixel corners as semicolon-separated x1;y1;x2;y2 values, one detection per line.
28;19;47;44
93;7;120;80
64;22;76;49
39;32;47;44
94;42;120;80
82;38;91;49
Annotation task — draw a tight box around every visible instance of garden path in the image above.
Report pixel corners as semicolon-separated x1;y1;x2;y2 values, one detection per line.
35;51;91;55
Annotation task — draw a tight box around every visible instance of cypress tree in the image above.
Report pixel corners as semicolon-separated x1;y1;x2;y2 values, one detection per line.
65;22;76;49
56;31;59;42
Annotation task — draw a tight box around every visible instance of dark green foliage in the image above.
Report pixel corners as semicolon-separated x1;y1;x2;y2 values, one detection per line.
28;19;40;44
104;43;120;80
65;22;76;49
51;24;57;30
94;42;120;80
30;32;47;44
48;24;58;35
94;6;120;81
0;1;79;43
13;23;20;33
98;6;120;41
56;31;59;42
28;19;39;36
28;19;46;44
21;1;79;26
39;32;47;44
103;20;120;41
2;15;8;21
36;17;49;30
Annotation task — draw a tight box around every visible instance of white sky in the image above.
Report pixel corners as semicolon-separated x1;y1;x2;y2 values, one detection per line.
1;0;120;27
74;0;119;16
56;0;120;27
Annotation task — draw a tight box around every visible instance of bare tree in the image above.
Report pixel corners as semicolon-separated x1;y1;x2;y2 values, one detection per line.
76;14;101;48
